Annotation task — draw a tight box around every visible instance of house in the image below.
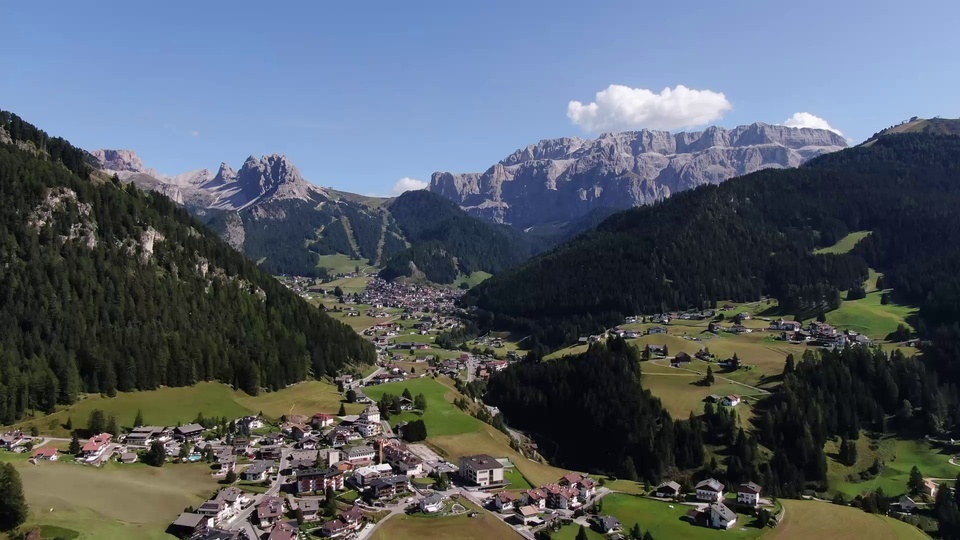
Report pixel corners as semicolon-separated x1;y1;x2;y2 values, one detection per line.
81;433;113;459
242;460;276;482
522;489;547;510
598;515;622;534
217;454;236;473
722;395;742;407
368;475;411;499
267;521;298;540
900;495;918;513
710;503;737;529
295;468;345;494
737;482;762;507
288;423;312;441
170;512;212;538
654;480;681;498
300;498;322;521
343;445;375;464
674;352;692;363
0;431;25;449
648;326;668;335
256;496;284;528
382;443;424;475
923;479;940;498
197;499;230;523
770;319;802;332
351;464;394;486
544;483;580;510
494;491;519;512
695;479;725;502
516;505;540;525
420;493;445;513
31;447;58;461
197;528;240;540
174;424;205;442
647;345;667;356
312;413;336;429
459;454;505;487
259;445;282;461
120;452;138;464
319;448;341;467
320;507;365;538
579;477;598;499
705;394;721;403
125;426;165;447
238;415;264;430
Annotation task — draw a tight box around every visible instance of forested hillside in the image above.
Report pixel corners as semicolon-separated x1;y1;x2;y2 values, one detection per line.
0;111;375;424
468;133;960;348
378;190;532;283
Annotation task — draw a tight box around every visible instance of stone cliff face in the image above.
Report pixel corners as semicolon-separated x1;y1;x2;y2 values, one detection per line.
430;122;848;228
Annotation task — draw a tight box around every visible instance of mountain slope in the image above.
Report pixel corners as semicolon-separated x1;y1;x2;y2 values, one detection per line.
378;190;532;283
466;132;960;348
430;122;847;228
866;116;960;142
0;110;374;424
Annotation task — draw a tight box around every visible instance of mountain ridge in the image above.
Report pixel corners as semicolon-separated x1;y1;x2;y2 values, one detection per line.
430;122;847;228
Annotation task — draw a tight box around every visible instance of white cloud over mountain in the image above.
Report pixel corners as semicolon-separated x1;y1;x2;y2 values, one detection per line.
567;84;733;132
391;177;428;195
782;112;843;136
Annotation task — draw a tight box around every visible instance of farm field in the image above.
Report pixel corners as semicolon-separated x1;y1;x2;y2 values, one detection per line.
553;494;763;540
815;231;872;255
370;499;518;540
4;459;218;540
764;499;928;540
827;291;916;340
826;435;959;498
13;380;361;438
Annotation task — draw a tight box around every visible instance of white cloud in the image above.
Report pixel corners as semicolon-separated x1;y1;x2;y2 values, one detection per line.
782;112;843;136
391;177;428;195
567;84;733;132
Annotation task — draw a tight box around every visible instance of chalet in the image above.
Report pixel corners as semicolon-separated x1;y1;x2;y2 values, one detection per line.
647;345;667;357
238;415;264;430
320;507;364;538
242;460;276;482
267;521;298;540
256;496;284;528
734;312;751;322
217;454;236;473
598;515;622;534
197;499;230;523
459;454;505;487
300;498;322;521
737;482;762;506
120;452;138;464
295;468;345;494
809;322;837;338
900;495;918;513
494;491;519;512
261;432;285;445
299;435;321;450
0;431;24;449
579;477;598;499
647;326;668;335
516;505;540;526
924;479;940;498
770;319;802;332
674;352;692;363
287;423;312;440
522;488;547;510
259;445;282;461
81;433;113;459
343;445;375;464
722;395;742;407
710;502;737;529
695;478;725;502
31;447;59;461
654;480;681;498
170;512;212;538
312;413;336;429
544;483;580;510
351;464;394;486
695;349;713;361
382;444;424;475
125;426;166;447
335;375;357;392
420;493;445;513
174;424;205;442
705;394;721;403
730;324;750;334
355;391;372;404
368;475;410;499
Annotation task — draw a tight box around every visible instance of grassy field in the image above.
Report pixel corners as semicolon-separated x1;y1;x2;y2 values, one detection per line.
815;231;872;255
317;254;374;274
13;380;360;437
6;459;218;539
765;499;928;540
827;291;915;340
827;435;959;498
641;369;757;423
370;499;519;540
554;494;763;540
503;467;534;489
388;333;436;344
323;275;371;294
453;271;492;289
363;378;485;437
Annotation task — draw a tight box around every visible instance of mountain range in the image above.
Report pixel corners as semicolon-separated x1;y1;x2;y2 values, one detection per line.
430;122;848;228
93;150;530;281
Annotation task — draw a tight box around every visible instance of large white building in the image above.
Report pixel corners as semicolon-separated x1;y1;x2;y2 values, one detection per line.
459;454;504;487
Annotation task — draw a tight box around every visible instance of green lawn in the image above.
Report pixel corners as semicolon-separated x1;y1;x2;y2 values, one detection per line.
766;499;929;540
453;271;492;289
503;467;534;489
555;494;763;540
827;291;916;340
363;378;484;437
317;253;374;274
7;459;218;539
815;231;872;254
640;371;756;423
827;435;959;498
388;333;437;344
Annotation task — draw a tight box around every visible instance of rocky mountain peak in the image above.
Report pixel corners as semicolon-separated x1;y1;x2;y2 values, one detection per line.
431;122;848;228
91;149;150;175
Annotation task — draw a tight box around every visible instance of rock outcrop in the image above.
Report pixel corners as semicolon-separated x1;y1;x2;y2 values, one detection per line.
430;122;848;228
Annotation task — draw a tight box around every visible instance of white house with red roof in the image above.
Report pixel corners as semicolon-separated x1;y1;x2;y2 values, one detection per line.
81;433;112;459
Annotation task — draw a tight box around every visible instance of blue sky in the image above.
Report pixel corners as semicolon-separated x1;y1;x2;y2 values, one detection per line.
3;0;958;195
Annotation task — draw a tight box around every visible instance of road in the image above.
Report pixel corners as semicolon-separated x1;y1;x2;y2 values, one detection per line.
222;446;291;534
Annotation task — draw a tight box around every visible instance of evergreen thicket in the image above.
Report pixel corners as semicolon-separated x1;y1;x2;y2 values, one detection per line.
0;111;375;424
